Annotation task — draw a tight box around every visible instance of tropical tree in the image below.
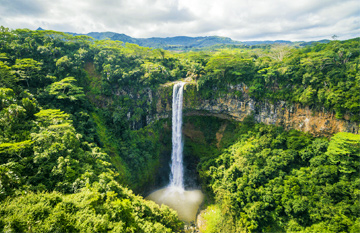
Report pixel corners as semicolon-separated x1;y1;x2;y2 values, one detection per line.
47;77;85;101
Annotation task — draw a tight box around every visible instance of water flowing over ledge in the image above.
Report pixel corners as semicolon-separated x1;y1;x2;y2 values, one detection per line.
169;82;185;189
146;82;204;222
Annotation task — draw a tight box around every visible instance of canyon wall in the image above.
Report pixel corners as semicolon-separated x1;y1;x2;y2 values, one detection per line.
152;82;358;137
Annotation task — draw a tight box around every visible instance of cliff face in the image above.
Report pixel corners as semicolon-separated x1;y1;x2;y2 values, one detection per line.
152;83;359;137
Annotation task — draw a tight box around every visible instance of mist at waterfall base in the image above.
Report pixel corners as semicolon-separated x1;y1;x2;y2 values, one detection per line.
146;82;204;222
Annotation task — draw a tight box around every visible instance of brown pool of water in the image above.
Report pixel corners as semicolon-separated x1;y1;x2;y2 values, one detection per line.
146;186;204;222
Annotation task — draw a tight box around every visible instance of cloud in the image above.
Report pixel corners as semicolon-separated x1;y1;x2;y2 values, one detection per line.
0;0;358;41
0;0;46;17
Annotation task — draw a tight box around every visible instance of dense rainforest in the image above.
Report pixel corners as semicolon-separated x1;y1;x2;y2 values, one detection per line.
0;27;359;232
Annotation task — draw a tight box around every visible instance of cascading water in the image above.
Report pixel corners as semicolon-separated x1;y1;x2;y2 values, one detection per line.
146;81;203;222
169;82;185;189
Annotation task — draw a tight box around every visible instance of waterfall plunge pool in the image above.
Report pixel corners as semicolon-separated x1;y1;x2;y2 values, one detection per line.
146;186;204;222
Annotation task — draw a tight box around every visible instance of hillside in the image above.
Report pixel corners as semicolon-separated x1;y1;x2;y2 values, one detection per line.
62;29;331;50
66;30;240;50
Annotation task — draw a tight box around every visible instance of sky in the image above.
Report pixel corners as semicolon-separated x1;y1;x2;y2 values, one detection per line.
0;0;359;41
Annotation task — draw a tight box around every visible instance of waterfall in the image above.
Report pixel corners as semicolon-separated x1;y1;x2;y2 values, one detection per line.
146;81;204;222
169;82;185;189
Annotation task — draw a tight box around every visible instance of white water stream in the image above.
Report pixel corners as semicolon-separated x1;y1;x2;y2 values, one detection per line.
169;82;185;189
146;82;204;222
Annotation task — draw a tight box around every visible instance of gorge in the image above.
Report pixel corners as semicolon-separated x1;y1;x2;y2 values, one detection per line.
0;28;359;232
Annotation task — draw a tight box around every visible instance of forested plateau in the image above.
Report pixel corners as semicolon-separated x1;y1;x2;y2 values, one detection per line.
0;27;359;232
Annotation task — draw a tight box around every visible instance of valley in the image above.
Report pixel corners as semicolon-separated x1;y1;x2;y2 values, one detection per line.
0;27;359;232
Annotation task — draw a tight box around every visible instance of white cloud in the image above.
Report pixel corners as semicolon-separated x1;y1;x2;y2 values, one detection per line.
0;0;358;41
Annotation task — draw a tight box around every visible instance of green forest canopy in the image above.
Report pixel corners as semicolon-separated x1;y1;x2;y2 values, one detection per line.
0;27;359;232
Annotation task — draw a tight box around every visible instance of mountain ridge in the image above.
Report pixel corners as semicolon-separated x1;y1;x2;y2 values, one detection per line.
39;28;330;50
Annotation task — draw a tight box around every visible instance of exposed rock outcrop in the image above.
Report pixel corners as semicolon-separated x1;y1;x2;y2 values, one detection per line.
151;82;359;137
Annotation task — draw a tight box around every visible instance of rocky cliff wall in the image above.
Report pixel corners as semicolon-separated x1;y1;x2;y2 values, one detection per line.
152;82;358;137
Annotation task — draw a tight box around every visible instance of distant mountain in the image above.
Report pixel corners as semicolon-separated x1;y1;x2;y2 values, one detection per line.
299;39;331;46
137;35;239;49
58;30;242;49
87;32;117;40
110;33;138;44
37;28;330;50
241;40;293;46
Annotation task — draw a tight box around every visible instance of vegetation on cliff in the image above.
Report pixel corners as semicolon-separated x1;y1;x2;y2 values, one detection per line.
193;117;360;232
0;27;184;232
198;39;360;121
0;26;359;232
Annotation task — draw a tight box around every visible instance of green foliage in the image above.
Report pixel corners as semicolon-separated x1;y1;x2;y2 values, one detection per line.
0;88;15;110
34;109;72;126
198;124;359;232
201;52;255;92
90;111;129;184
0;187;183;232
0;61;17;90
0;140;33;159
0;26;358;232
326;132;360;173
47;77;85;101
198;38;360;119
0;162;23;200
12;58;42;87
199;205;224;233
